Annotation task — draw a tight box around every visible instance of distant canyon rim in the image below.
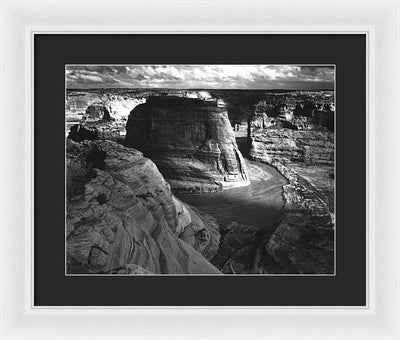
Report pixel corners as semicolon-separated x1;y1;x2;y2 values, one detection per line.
66;88;335;275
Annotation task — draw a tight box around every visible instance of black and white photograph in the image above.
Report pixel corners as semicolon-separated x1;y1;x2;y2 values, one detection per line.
65;64;335;276
7;0;400;333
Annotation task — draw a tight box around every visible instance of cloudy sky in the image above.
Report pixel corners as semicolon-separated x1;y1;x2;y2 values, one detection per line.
66;65;334;90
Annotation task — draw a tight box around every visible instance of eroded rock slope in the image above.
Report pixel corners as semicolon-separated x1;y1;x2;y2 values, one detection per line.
66;139;220;274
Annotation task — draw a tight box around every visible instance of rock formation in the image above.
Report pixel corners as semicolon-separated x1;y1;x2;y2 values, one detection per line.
105;264;154;275
65;89;336;275
67;102;128;142
84;104;111;121
66;139;220;274
249;113;334;219
211;222;264;274
245;109;335;274
67;121;126;142
210;217;334;275
125;96;249;193
249;127;334;166
262;216;334;274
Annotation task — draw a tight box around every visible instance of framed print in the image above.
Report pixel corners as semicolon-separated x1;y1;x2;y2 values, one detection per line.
1;0;399;339
37;35;362;307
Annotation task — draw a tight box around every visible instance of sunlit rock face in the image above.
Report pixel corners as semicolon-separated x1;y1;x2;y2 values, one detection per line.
65;90;147;136
66;139;220;274
125;96;250;194
249;128;334;166
66;92;146;120
67;103;129;142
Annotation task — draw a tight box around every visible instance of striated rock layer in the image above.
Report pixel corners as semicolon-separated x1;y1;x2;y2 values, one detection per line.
66;139;220;274
249;120;334;166
125;96;249;193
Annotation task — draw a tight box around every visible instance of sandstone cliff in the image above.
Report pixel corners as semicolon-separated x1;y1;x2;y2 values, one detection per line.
125;96;249;193
66;139;220;274
249;112;334;166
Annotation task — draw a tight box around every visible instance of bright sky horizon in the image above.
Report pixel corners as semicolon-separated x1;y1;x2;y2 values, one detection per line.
66;65;335;90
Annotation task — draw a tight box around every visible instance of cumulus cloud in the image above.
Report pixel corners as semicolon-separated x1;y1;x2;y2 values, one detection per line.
66;65;334;90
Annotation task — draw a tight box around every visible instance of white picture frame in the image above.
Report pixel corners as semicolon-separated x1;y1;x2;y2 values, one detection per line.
1;0;399;339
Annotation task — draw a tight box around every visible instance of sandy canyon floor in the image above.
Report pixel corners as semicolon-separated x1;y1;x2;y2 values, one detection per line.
177;158;287;233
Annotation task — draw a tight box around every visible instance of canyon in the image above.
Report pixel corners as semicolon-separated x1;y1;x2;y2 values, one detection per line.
66;88;335;275
246;105;335;273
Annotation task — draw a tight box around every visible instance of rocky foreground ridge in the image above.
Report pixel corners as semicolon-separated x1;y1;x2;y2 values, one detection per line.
66;139;220;274
125;96;250;193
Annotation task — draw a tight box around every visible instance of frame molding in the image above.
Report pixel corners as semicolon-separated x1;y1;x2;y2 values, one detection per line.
1;0;399;339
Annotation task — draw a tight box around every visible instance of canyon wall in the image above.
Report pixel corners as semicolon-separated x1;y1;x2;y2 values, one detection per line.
66;89;334;139
246;111;335;274
66;139;220;274
125;96;249;193
249;111;334;166
249;111;334;217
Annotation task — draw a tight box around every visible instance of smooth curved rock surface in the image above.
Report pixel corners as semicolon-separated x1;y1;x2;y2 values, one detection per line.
66;139;220;274
125;96;249;193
